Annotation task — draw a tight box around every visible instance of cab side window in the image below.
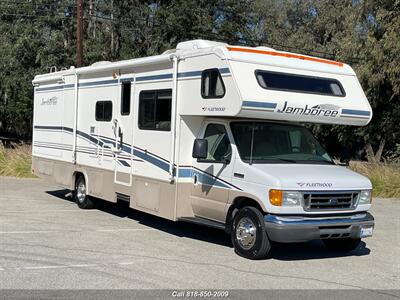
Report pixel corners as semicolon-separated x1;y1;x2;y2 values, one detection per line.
200;124;231;163
201;69;225;98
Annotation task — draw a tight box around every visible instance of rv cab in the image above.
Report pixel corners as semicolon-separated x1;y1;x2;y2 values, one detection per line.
32;40;374;259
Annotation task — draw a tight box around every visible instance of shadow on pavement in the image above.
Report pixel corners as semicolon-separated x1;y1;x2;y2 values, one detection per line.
46;188;372;260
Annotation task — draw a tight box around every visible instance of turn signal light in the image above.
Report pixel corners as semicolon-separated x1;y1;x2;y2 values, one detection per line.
269;189;282;206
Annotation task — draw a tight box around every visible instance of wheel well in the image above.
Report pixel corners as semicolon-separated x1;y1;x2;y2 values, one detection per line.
225;197;264;234
72;171;85;189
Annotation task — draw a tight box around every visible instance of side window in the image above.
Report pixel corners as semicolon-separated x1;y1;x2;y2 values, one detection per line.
121;81;131;115
200;124;231;163
95;101;113;121
201;69;225;98
138;89;172;131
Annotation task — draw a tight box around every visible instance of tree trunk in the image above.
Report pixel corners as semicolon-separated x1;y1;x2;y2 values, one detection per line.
365;139;386;163
375;139;386;162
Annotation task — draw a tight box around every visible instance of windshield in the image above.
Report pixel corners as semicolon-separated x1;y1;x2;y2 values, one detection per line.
230;122;333;164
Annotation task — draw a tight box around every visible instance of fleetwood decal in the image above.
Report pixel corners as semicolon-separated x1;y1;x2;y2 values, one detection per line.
297;182;333;188
202;107;226;112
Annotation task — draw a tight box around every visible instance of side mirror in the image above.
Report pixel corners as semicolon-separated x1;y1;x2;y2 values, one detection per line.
192;139;208;159
340;146;351;166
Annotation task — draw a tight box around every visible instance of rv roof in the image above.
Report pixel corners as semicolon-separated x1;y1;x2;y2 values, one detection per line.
33;39;354;84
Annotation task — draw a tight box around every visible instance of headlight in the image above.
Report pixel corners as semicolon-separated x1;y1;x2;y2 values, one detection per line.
269;190;302;207
358;190;372;204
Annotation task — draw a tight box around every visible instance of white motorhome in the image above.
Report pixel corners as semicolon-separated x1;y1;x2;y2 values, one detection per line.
32;40;374;259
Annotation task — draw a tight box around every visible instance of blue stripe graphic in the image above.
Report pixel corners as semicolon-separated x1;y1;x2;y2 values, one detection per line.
79;79;119;87
36;84;75;92
136;73;173;82
33;125;240;190
118;160;131;167
219;67;230;74
341;109;371;116
35;68;231;92
242;101;277;109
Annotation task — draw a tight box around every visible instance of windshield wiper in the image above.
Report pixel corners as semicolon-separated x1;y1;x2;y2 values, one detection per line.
300;159;335;164
255;157;298;163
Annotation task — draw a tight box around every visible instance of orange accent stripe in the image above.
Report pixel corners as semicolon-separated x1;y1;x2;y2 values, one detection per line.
227;46;344;67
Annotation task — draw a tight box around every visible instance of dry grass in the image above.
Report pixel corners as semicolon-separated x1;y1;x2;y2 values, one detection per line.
350;161;400;198
0;144;36;178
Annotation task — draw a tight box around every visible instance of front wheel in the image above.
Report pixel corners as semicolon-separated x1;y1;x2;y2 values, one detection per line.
74;176;95;209
230;206;271;260
323;238;361;252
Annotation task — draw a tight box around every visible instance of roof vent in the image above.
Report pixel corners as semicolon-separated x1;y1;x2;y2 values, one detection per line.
176;39;226;50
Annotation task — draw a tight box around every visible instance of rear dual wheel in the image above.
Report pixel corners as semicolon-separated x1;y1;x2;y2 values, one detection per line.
74;176;95;209
230;206;271;260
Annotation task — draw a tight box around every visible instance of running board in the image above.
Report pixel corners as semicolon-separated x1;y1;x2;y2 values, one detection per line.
116;192;130;203
178;216;225;230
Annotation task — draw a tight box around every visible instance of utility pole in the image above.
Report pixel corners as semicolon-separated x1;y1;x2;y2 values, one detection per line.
76;0;83;67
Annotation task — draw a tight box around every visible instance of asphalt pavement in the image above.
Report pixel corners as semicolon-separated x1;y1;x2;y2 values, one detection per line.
0;177;399;298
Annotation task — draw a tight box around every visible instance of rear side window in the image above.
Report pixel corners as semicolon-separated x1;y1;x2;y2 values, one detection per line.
121;81;131;115
138;89;172;131
201;69;225;98
255;70;345;97
95;101;113;121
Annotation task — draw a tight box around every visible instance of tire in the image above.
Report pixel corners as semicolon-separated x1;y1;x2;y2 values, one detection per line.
230;206;271;260
323;238;361;252
74;175;95;209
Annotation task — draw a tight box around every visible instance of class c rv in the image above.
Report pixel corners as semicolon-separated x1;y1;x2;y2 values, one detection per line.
32;40;374;259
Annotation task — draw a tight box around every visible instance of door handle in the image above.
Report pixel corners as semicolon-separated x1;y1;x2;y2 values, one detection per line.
193;174;198;185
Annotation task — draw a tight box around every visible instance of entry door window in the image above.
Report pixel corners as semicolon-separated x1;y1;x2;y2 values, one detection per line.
200;124;231;163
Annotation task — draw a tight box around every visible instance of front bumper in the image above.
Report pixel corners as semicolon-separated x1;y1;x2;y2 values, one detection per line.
264;212;374;243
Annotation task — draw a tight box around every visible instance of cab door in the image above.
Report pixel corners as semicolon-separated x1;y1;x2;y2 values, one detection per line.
190;122;234;222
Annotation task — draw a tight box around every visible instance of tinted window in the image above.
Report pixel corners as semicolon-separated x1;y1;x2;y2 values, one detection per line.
121;81;131;115
201;69;225;98
199;124;231;163
95;101;113;121
138;89;172;131
255;70;345;97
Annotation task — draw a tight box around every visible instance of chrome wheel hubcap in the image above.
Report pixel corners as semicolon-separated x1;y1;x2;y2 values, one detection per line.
236;217;257;249
76;181;86;203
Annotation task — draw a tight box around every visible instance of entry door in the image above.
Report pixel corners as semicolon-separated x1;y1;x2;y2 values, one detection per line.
190;123;234;222
114;79;134;186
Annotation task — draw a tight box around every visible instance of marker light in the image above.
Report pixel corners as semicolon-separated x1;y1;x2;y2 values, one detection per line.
269;189;282;206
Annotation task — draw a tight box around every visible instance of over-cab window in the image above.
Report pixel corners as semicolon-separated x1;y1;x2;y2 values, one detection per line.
95;101;113;121
121;81;131;115
199;124;231;163
255;70;345;97
138;89;172;131
201;69;225;98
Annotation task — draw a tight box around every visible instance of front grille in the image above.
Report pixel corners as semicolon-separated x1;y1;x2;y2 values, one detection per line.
303;191;359;211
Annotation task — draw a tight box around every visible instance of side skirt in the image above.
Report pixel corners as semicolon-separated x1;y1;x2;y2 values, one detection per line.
178;216;226;231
